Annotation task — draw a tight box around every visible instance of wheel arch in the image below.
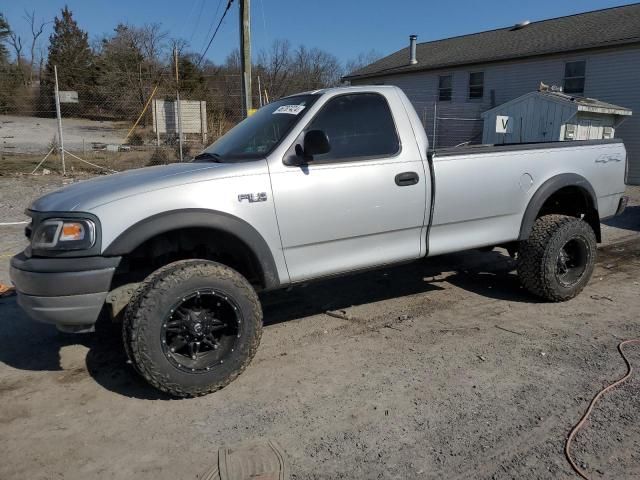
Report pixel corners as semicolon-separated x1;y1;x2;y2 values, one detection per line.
518;173;601;242
102;208;280;290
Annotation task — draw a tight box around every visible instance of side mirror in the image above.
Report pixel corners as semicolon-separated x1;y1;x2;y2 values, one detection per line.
303;130;330;157
283;130;331;167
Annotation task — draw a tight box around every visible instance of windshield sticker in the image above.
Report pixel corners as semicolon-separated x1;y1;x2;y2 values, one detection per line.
273;105;306;115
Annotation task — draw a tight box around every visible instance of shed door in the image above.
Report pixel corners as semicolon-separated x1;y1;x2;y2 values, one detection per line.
577;119;603;140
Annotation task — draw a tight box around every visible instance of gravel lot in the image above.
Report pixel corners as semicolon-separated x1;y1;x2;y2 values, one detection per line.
1;115;127;154
0;175;639;479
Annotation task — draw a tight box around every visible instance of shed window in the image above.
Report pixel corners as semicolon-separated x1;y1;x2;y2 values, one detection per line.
563;61;585;95
469;72;484;99
438;75;452;101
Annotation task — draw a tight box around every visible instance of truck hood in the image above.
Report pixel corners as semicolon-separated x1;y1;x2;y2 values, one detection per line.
30;161;264;212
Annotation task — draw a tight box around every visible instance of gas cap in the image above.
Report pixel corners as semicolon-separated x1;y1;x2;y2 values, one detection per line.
519;173;534;191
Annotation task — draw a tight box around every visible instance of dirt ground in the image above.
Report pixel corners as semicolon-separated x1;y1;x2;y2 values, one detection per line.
1;115;127;154
0;176;639;479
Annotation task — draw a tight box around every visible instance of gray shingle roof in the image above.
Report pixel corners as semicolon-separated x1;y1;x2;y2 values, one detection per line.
344;4;640;80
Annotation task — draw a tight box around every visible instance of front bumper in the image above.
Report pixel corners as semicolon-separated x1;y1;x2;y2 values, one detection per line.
10;253;121;332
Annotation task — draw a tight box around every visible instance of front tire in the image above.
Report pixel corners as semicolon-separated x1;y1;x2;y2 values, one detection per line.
517;215;597;302
123;259;262;397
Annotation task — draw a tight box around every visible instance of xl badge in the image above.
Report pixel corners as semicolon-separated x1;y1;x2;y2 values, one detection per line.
238;192;267;203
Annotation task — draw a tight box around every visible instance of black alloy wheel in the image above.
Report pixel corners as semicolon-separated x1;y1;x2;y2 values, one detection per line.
161;290;242;373
555;237;590;287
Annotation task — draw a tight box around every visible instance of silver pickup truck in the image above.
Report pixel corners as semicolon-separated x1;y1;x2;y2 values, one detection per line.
10;86;628;396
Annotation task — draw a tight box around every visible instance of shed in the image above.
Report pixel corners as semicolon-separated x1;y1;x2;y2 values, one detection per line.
481;90;632;145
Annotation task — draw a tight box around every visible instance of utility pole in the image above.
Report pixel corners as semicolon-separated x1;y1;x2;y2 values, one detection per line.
174;46;184;162
53;65;66;175
239;0;252;117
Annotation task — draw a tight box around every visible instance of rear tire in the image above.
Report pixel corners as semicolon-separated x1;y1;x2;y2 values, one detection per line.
123;259;262;397
517;214;597;302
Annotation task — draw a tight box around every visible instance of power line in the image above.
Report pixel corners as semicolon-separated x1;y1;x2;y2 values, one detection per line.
197;0;234;67
199;0;224;53
188;0;207;43
258;0;269;48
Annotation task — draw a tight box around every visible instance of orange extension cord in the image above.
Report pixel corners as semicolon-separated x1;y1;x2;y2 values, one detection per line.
565;339;640;480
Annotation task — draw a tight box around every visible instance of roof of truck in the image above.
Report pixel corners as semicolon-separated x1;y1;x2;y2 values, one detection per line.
286;85;401;97
343;4;640;81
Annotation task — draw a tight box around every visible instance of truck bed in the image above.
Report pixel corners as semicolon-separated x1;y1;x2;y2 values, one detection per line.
432;138;623;157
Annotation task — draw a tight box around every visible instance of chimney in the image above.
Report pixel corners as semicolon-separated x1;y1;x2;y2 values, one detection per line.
409;35;418;65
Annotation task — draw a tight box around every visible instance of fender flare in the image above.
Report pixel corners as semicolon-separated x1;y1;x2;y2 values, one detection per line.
518;173;600;241
102;208;280;289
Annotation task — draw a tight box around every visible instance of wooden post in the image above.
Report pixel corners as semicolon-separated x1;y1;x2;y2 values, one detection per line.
239;0;252;117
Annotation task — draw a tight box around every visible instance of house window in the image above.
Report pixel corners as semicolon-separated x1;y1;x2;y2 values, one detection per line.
469;72;484;99
439;75;452;101
564;61;586;95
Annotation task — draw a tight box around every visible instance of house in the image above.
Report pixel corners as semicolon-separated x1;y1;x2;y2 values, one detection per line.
481;89;632;145
343;4;640;184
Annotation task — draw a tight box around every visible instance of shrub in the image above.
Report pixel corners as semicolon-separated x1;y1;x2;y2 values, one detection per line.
128;132;144;146
147;148;169;166
174;142;192;161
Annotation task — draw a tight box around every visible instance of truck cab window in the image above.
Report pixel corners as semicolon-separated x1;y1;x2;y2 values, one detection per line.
306;93;399;162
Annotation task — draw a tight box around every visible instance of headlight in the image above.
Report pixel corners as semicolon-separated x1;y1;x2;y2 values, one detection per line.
32;219;96;251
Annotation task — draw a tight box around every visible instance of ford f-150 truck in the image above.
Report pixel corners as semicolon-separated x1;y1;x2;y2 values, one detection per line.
10;86;628;397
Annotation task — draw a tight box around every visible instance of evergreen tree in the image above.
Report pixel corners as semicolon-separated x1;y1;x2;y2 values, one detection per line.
0;13;21;113
0;13;10;65
41;6;94;115
177;53;205;97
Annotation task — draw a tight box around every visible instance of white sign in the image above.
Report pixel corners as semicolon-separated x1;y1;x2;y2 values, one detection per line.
273;105;306;115
59;91;79;103
496;115;513;134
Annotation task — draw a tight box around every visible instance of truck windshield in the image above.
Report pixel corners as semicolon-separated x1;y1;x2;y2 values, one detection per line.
196;94;319;162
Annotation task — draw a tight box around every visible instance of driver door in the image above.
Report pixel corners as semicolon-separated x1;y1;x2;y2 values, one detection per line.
269;92;427;282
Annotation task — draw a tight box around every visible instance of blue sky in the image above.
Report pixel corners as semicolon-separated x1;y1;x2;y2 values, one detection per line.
2;0;636;65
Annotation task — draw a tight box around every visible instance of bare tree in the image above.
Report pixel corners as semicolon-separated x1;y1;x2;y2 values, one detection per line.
291;45;341;90
93;23;172;120
256;39;292;99
24;10;50;84
142;23;168;60
344;49;382;76
7;10;50;86
7;27;25;84
255;39;341;100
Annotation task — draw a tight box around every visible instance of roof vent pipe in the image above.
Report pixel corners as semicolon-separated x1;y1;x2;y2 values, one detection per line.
511;20;530;30
409;35;418;65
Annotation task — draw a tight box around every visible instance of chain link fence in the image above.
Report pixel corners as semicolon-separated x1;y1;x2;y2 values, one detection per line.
0;66;253;175
0;68;492;175
410;96;484;151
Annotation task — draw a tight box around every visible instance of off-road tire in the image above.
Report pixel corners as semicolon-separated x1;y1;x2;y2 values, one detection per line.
517;214;597;302
122;259;262;397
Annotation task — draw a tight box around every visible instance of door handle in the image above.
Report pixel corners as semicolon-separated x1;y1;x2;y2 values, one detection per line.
395;171;419;186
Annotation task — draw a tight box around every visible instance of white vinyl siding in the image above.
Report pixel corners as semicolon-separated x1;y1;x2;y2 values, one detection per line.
350;45;640;184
